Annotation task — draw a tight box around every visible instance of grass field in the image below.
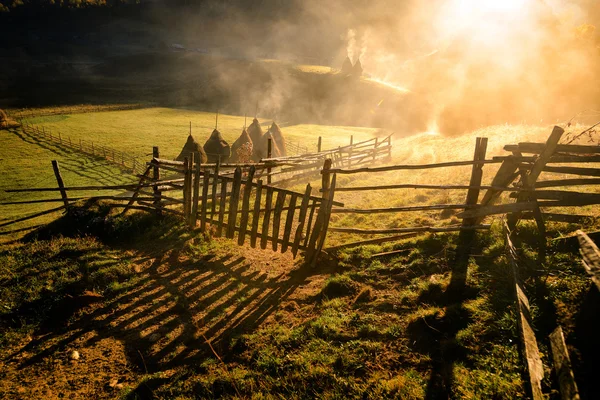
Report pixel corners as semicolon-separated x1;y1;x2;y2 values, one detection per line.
1;107;599;398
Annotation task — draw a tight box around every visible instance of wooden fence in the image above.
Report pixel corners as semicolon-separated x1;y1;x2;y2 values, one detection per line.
9;103;148;120
19;122;147;175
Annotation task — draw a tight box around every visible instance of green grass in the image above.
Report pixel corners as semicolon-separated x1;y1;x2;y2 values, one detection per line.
24;107;382;160
0;126;136;240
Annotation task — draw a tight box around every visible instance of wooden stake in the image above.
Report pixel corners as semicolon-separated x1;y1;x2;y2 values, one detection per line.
153;146;161;215
51;160;69;209
238;166;256;245
192;155;201;227
250;179;263;248
226;167;242;239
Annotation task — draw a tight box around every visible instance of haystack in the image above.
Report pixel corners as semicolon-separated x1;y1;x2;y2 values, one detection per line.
352;58;363;77
176;134;208;164
230;128;253;163
203;129;231;163
268;122;287;156
247;118;264;147
0;109;7;124
341;56;353;75
255;131;282;160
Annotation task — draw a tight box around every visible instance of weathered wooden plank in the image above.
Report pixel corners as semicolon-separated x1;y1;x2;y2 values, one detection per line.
536;178;600;188
271;191;286;251
281;193;298;253
520;190;600;203
51;160;69;208
312;174;337;266
210;160;220;220
577;230;600;291
227;168;243;239
477;157;520;220
200;170;210;230
333;183;523;192
505;142;600;154
549;327;580;400
327;159;502;174
121;165;152;215
260;187;274;249
521;212;593;224
292;184;312;257
192;156;201;227
303;202;317;248
328;225;490;234
217;179;227;237
306;159;332;263
542;165;600;177
250;180;263;248
504;222;544;400
332;204;469;214
238;167;256;245
0;205;67;229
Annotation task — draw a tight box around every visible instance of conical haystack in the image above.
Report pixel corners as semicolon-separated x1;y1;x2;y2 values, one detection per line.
341;56;353;75
352;58;363;77
176;134;208;164
230;128;253;163
203;129;231;163
268;122;287;156
256;131;282;160
247;118;264;147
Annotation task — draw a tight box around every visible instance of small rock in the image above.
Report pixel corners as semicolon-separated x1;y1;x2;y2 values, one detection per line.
70;350;80;360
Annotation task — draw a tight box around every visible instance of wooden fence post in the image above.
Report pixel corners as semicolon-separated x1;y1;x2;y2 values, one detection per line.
210;159;221;220
306;158;332;264
58;132;62;144
183;157;190;220
549;327;580;400
461;137;488;229
267;138;272;185
153;146;161;215
238;166;256;245
317;136;322;153
51;160;69;209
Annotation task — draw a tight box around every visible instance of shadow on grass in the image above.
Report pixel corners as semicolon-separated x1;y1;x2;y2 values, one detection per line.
3;203;322;398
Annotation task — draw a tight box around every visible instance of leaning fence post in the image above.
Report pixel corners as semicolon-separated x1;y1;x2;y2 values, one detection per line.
153;146;161;215
51;160;69;209
267;138;272;185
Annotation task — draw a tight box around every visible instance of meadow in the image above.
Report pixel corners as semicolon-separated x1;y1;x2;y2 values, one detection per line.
1;106;598;399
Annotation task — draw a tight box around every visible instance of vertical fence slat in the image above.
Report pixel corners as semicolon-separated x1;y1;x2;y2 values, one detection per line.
238;166;256;245
152;147;161;215
217;178;227;237
271;191;286;251
211;159;220;220
260;187;274;249
183;157;190;220
250;180;263;248
200;169;210;230
292;184;312;257
303;202;317;248
281;193;298;253
227;168;243;239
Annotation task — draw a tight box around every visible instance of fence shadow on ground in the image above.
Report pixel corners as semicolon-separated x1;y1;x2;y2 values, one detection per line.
9;128;134;186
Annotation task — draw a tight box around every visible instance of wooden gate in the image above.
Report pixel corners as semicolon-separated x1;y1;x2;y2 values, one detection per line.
164;156;341;261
